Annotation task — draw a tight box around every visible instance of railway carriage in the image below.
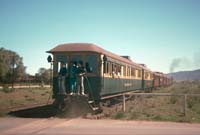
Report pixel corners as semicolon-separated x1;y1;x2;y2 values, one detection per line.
153;72;161;88
47;43;154;104
153;72;173;88
153;72;164;88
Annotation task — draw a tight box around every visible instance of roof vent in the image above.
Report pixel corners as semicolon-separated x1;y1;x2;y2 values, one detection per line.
139;64;147;67
121;56;131;60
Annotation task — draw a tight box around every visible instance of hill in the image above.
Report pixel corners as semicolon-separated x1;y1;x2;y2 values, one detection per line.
168;69;200;81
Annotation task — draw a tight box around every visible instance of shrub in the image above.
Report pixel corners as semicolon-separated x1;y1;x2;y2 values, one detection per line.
152;115;162;121
188;97;200;110
114;112;124;119
1;85;15;93
170;96;178;104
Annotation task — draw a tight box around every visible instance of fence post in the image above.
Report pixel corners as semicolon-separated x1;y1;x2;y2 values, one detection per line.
184;94;187;116
122;94;126;112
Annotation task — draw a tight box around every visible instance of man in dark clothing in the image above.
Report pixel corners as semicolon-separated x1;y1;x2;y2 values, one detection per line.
85;62;92;72
58;62;67;95
76;61;86;95
68;61;77;95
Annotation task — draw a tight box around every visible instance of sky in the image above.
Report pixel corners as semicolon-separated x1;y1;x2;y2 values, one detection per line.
0;0;200;75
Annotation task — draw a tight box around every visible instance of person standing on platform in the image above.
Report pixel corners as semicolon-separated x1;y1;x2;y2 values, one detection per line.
58;62;67;95
68;61;77;95
76;61;86;95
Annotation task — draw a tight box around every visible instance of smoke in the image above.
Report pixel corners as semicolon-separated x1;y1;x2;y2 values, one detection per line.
170;57;191;72
170;58;182;72
193;50;200;68
169;50;200;73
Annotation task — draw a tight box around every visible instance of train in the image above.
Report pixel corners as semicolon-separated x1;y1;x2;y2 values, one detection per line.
47;43;173;110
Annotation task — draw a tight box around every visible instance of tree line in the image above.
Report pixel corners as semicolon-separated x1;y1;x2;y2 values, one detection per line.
0;48;51;85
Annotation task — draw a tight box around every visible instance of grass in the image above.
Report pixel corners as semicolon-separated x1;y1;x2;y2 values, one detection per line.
109;81;200;123
1;81;200;123
0;87;52;117
1;86;15;93
114;112;124;119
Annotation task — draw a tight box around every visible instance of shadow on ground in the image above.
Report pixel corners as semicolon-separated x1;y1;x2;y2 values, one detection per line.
8;96;95;118
8;105;57;118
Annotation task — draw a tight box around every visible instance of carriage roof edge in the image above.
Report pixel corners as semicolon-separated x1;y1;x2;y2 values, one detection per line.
47;43;152;71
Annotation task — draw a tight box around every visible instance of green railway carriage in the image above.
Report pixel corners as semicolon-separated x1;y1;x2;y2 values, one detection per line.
47;43;154;102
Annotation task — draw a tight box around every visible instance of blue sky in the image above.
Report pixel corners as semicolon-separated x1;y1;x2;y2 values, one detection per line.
0;0;200;75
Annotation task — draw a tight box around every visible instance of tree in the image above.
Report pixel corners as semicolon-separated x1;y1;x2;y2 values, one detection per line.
36;67;52;84
0;48;26;84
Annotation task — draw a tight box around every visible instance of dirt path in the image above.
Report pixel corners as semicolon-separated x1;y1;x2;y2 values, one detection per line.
1;117;200;135
0;85;50;89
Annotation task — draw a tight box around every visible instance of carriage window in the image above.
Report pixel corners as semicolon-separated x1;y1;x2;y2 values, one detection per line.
123;65;126;77
145;72;149;79
138;70;142;78
129;67;131;76
131;68;136;77
145;72;147;79
127;67;129;76
71;55;83;65
149;73;153;79
117;65;121;76
85;55;97;73
111;63;114;73
54;55;68;74
108;62;112;76
58;62;68;73
104;61;109;74
135;70;138;78
56;55;68;63
103;62;122;77
112;63;119;76
127;66;130;76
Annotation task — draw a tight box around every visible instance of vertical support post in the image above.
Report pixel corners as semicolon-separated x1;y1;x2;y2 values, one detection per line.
12;55;15;89
184;94;187;116
50;62;53;89
141;69;144;90
122;94;126;112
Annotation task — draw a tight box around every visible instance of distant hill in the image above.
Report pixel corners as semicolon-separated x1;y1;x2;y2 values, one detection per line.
168;69;200;81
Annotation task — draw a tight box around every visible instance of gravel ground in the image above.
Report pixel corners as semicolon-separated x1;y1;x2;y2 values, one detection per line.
1;117;200;135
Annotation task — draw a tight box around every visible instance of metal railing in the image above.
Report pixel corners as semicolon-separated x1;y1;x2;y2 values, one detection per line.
121;92;200;116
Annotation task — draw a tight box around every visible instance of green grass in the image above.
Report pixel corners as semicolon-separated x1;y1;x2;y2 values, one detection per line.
110;81;200;123
0;87;15;93
113;112;125;119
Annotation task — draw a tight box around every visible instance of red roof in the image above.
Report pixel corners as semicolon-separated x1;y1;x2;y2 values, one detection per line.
47;43;151;71
48;43;103;53
153;72;164;76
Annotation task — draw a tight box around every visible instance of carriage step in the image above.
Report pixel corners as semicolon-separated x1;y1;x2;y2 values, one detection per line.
92;107;99;111
88;102;100;111
88;100;94;104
